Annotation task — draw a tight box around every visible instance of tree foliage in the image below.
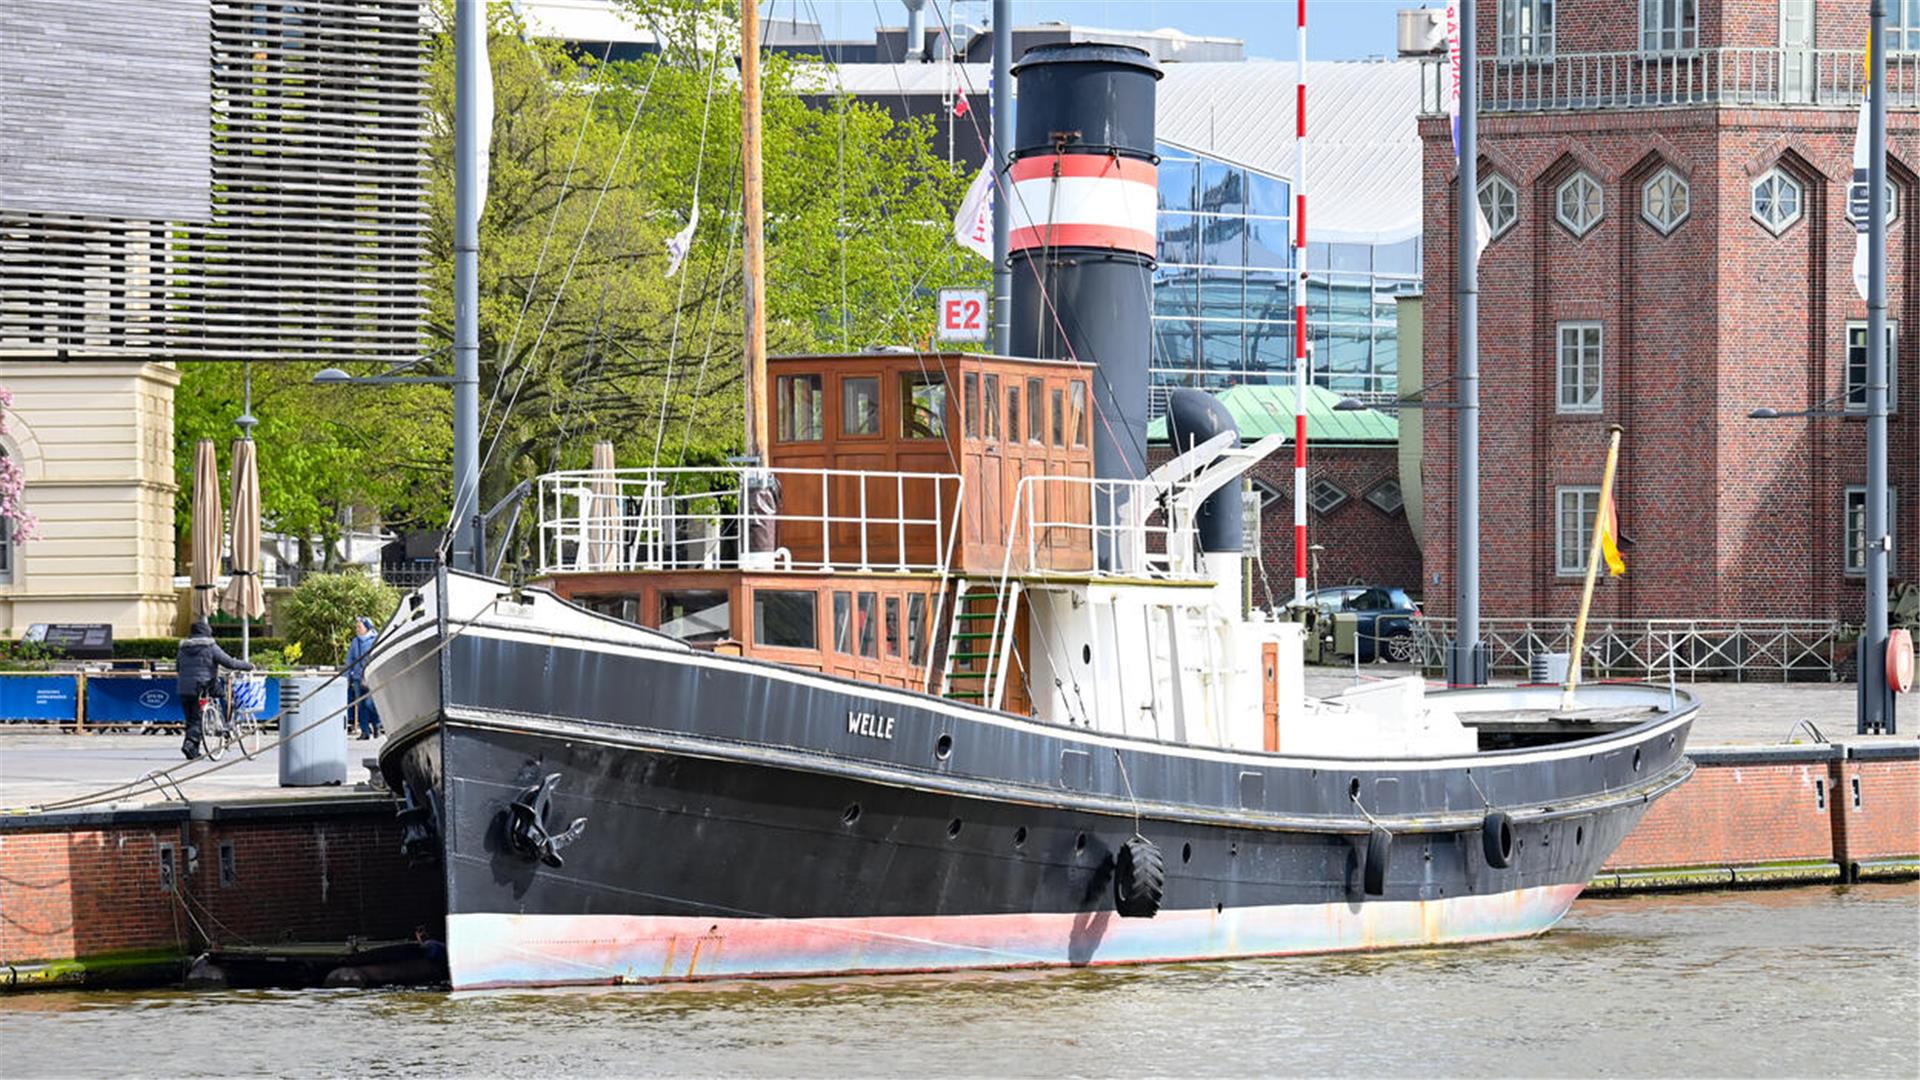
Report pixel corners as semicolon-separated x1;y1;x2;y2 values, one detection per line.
276;571;400;666
173;0;985;567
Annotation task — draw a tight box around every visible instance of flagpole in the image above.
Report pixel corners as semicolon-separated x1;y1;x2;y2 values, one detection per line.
1562;424;1624;712
991;0;1012;355
1291;0;1309;607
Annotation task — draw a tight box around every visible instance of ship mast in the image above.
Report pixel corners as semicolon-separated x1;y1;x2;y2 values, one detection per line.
741;1;769;461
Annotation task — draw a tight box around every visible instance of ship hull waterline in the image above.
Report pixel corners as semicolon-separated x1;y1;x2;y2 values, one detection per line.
373;576;1695;992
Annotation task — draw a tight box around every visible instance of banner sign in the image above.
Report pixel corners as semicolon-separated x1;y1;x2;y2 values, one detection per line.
0;674;80;723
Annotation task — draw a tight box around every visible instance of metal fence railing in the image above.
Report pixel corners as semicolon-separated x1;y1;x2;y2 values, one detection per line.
1419;48;1920;115
1411;617;1848;682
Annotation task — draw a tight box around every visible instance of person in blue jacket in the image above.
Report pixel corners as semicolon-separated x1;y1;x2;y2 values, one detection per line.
344;615;383;739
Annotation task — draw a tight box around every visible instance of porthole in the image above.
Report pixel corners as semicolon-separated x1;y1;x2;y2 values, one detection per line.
1082;644;1093;665
1576;825;1585;846
947;818;963;839
1181;842;1193;864
935;733;953;760
1074;831;1087;854
1013;826;1027;848
1632;748;1642;772
1348;777;1361;801
842;803;862;825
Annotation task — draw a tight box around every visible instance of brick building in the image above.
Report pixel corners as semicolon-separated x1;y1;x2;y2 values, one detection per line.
1417;0;1919;625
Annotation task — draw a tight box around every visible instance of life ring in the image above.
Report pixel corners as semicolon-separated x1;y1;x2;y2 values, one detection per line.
1363;826;1393;896
1889;628;1915;694
1113;836;1166;918
1482;810;1514;869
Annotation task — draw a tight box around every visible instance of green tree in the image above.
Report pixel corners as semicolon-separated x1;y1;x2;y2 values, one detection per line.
276;571;401;666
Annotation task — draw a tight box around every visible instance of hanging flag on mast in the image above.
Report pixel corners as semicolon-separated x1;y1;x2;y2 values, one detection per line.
1445;2;1492;265
1852;32;1874;301
1599;496;1626;577
952;163;994;259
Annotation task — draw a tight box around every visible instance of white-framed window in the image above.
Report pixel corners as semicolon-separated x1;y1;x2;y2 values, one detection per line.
1251;477;1287;511
1893;1;1920;51
1498;0;1555;56
1307;478;1349;516
1752;169;1804;234
1641;168;1690;234
1641;0;1698;53
1844;486;1899;575
1555;171;1604;237
1846;321;1900;414
1557;322;1603;413
1479;174;1519;241
1556;486;1602;576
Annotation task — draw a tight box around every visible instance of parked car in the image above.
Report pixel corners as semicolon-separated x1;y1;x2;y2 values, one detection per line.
1305;585;1421;663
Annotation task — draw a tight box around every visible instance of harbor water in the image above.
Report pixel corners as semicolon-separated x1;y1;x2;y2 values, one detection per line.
3;883;1914;1078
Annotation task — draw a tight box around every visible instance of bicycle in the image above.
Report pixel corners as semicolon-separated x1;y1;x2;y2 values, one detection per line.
199;676;265;761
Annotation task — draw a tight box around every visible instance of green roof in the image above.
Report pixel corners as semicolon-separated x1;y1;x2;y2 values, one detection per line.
1146;384;1397;445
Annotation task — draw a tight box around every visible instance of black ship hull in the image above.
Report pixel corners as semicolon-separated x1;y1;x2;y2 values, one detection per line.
374;576;1695;989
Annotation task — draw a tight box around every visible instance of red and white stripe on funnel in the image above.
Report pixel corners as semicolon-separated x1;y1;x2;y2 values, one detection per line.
1007;155;1158;257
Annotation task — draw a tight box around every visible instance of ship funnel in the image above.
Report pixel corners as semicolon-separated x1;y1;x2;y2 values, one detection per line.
903;0;927;61
1008;43;1162;492
1164;389;1243;554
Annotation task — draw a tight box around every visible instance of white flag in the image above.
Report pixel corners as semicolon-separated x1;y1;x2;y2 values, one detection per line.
664;205;700;278
1852;97;1872;302
953;164;995;260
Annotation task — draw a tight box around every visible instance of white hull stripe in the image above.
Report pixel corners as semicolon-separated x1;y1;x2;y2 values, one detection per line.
446;884;1584;989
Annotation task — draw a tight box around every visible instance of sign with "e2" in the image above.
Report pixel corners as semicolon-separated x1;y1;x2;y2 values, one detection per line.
936;288;988;343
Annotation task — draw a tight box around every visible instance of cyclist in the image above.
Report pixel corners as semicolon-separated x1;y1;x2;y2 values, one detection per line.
175;618;254;760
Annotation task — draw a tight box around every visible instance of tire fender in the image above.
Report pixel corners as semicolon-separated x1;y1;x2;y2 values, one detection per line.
1363;826;1392;896
1482;810;1514;869
1114;836;1166;918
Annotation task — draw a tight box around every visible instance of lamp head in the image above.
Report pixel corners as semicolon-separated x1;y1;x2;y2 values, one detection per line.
312;367;352;384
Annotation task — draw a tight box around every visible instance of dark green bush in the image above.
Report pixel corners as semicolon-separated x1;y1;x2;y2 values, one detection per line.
112;637;286;661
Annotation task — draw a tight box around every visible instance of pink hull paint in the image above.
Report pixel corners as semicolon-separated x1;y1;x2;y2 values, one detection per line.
448;884;1585;990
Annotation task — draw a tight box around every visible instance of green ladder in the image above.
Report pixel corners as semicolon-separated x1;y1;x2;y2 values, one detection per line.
938;578;1019;704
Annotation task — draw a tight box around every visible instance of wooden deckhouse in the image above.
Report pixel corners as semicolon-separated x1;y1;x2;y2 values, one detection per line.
536;350;1097;715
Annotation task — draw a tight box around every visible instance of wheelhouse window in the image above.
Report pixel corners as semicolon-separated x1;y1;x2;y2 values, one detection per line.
1845;487;1899;574
1026;378;1044;444
884;595;901;657
1641;0;1697;53
900;373;947;439
1070;381;1088;447
842;376;881;436
776;374;823;441
1556;487;1602;576
963;372;980;439
1007;382;1021;443
658;590;730;644
578;594;640;624
1051;388;1065;446
1498;0;1554;56
754;589;818;650
1846;322;1899;413
983;374;1002;441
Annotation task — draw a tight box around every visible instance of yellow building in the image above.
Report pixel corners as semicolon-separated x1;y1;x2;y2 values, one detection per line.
0;362;180;638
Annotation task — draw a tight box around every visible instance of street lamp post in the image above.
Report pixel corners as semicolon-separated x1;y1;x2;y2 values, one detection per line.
1863;0;1895;734
1454;0;1485;689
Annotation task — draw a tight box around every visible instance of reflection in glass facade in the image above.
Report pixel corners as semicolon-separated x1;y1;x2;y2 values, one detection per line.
1153;143;1421;402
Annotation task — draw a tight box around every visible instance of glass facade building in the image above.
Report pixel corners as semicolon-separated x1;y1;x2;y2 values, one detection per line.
1152;142;1421;402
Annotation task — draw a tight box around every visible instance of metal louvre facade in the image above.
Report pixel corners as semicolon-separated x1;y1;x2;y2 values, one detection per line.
0;0;429;362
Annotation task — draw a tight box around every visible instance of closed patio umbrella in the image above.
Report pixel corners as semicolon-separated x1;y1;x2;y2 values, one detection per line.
590;440;618;570
190;439;222;620
221;437;264;647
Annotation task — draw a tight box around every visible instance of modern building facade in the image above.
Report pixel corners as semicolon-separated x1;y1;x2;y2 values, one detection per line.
1417;0;1918;624
0;0;430;637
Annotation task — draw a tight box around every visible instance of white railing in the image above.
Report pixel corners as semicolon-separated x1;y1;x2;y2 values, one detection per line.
1411;616;1847;682
1002;474;1199;582
1419;47;1920;115
536;466;963;576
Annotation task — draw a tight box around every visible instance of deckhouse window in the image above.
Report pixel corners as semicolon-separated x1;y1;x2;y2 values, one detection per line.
842;376;881;436
964;372;980;439
658;590;730;644
1027;377;1044;444
833;590;853;653
900;373;947;439
1070;381;1088;447
777;374;823;441
1007;382;1021;443
754;589;817;650
907;593;927;664
884;595;901;657
857;591;879;657
1051;388;1065;446
983;374;1002;441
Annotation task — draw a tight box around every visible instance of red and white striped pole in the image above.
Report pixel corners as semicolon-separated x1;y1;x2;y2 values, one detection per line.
1292;0;1310;606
